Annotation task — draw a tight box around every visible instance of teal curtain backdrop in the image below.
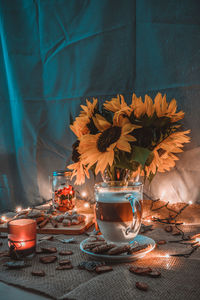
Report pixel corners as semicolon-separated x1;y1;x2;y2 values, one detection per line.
0;0;200;211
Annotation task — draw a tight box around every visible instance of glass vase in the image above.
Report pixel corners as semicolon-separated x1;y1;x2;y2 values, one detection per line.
102;167;140;183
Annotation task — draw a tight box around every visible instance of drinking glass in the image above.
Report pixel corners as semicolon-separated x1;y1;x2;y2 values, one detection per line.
94;181;143;244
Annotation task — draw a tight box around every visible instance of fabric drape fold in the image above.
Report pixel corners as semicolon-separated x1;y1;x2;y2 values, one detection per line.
0;0;199;210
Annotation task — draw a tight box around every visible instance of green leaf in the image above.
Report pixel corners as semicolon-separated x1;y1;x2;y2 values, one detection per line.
115;159;133;170
145;152;154;166
114;151;139;171
130;146;151;167
114;151;132;170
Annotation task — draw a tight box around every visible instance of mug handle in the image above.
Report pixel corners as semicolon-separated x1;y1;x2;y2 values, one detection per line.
125;193;142;236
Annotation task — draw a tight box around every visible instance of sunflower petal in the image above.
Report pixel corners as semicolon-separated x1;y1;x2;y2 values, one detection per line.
93;114;111;131
144;95;154;117
154;92;163;117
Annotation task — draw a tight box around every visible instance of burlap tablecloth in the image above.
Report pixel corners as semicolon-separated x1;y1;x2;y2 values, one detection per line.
0;224;200;300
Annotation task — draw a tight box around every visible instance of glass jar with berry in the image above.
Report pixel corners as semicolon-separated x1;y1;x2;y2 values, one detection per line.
52;171;75;212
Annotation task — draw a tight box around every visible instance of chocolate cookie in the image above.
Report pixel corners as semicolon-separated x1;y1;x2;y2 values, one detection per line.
56;264;73;270
31;270;45;277
59;250;73;255
128;244;151;254
129;266;152;275
95;265;113;274
92;243;116;254
136;281;149;291
59;259;71;266
39;255;57;264
83;241;107;250
107;244;130;255
40;247;57;254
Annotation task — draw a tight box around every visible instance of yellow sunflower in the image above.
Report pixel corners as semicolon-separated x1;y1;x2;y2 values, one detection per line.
67;161;89;185
80;98;98;118
154;93;185;122
127;92;184;123
103;94;128;112
110;93;155;120
78;115;140;175
70;98;98;138
129;94;145;118
104;94;130;123
132;130;190;178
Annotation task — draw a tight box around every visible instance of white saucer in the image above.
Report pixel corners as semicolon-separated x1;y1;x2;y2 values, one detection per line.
80;234;155;262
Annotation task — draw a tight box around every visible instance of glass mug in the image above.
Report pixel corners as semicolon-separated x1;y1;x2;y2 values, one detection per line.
94;181;143;244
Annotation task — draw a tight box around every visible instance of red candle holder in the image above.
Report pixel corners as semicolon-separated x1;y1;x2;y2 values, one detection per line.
8;219;36;258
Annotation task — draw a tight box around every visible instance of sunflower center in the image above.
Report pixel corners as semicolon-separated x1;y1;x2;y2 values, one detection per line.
97;126;121;152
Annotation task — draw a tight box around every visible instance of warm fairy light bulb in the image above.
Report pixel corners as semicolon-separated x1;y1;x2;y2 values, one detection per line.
16;207;22;213
189;201;192;205
81;191;87;198
166;263;170;269
195;237;200;244
84;202;89;208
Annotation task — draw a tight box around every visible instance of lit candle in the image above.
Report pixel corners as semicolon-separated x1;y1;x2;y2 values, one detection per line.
8;219;36;258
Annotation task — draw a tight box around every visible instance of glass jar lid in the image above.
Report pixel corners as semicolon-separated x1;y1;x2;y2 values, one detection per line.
52;170;72;177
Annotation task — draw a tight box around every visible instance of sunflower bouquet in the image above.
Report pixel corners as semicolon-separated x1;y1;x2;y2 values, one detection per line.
67;93;190;185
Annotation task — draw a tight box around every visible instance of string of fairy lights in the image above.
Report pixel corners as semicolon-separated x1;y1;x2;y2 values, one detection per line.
0;189;199;258
141;193;200;258
0;190;91;223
